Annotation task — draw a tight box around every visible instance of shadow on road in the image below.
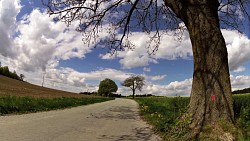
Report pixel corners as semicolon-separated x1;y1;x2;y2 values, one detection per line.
89;106;139;120
98;127;159;141
88;103;161;141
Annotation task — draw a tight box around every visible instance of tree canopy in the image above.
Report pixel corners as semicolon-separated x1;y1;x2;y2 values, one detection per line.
121;75;145;99
98;78;118;97
43;0;249;54
0;66;24;81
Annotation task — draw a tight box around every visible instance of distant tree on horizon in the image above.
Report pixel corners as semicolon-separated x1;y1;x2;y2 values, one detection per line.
233;87;250;94
98;78;118;97
121;75;145;99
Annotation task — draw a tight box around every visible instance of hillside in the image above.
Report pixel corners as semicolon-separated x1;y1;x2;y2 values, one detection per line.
0;75;89;98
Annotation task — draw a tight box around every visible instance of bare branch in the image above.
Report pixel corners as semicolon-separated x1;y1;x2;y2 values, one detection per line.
42;0;250;55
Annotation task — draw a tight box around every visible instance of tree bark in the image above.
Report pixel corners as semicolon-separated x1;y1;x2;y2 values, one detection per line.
164;0;236;140
132;89;135;99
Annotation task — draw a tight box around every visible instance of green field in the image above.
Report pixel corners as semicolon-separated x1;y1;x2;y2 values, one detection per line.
0;75;114;115
136;94;250;140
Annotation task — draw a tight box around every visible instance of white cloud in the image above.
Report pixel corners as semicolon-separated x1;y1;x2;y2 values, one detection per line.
232;66;246;73
38;67;133;93
119;52;158;69
0;0;21;57
118;78;192;96
22;63;250;95
0;1;112;93
27;66;186;96
164;78;192;96
101;30;193;69
106;30;192;68
101;29;250;73
222;29;250;72
0;2;111;72
143;67;151;72
230;75;250;91
151;75;167;81
144;78;192;96
14;9;96;72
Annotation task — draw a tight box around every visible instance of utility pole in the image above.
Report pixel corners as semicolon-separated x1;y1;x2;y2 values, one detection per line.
42;72;46;87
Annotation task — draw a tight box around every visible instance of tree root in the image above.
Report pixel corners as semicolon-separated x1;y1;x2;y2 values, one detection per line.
183;121;239;141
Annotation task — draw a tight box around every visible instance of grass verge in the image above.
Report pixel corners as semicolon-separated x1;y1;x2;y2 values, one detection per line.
135;97;189;139
135;95;250;140
0;96;114;115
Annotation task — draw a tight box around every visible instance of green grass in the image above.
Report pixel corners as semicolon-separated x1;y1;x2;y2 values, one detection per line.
135;97;189;136
0;96;114;115
233;94;250;138
136;94;250;140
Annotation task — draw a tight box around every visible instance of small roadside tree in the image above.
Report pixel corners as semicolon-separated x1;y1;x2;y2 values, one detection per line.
98;78;118;97
1;66;10;77
19;74;25;81
122;75;145;99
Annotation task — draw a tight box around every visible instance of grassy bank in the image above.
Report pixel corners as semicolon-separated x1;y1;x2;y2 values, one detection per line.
233;94;250;138
136;94;250;140
0;96;114;115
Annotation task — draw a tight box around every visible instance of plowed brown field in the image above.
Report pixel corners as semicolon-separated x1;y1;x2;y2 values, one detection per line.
0;75;89;98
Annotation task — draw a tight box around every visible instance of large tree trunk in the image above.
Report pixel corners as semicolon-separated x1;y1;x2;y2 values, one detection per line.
187;6;236;141
164;0;236;140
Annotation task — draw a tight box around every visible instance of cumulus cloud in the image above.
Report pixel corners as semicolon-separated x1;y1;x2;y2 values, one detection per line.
24;65;189;96
151;75;167;81
112;46;159;69
0;0;21;57
222;29;250;72
22;69;94;93
0;1;111;72
101;29;250;73
120;78;193;96
101;30;193;69
39;67;133;92
27;65;250;95
232;66;246;73
13;9;96;72
120;74;250;96
0;1;128;93
33;66;177;95
230;75;250;91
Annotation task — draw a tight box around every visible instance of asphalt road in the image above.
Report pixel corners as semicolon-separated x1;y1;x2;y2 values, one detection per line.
0;98;162;141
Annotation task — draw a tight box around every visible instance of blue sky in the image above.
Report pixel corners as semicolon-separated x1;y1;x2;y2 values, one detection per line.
0;0;250;96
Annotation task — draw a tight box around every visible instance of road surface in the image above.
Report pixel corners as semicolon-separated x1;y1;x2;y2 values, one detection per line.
0;98;162;141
